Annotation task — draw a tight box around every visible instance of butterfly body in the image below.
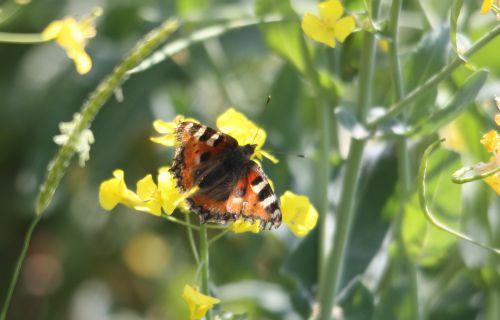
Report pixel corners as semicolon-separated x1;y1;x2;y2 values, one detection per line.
169;121;281;230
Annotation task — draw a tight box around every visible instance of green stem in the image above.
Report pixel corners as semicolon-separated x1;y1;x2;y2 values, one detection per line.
317;1;381;318
0;32;46;43
164;214;200;230
367;23;500;129
35;20;178;215
185;214;200;264
199;224;212;320
208;229;230;246
389;1;421;318
0;215;41;320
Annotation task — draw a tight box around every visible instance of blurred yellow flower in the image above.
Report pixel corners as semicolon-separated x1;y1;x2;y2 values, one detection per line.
182;285;220;320
301;0;355;48
42;7;102;74
99;169;141;210
480;0;500;14
281;191;318;237
480;130;499;152
99;167;185;215
229;220;261;233
216;108;278;163
151;115;199;147
484;175;500;194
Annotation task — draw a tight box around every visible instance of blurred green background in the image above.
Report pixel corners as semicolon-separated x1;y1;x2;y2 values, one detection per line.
1;0;500;319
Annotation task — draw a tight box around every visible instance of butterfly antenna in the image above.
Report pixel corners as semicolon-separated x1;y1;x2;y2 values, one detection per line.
266;150;306;159
251;95;272;145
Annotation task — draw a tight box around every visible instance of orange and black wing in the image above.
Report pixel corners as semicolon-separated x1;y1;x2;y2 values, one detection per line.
187;161;282;230
169;121;238;191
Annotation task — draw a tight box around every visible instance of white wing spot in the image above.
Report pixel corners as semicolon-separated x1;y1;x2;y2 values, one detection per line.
207;133;220;146
261;194;277;209
194;126;206;139
251;180;267;194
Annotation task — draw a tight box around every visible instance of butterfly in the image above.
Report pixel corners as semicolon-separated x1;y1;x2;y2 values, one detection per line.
169;121;282;230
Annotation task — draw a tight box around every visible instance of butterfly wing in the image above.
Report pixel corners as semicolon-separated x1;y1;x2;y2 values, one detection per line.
169;121;238;191
187;160;282;230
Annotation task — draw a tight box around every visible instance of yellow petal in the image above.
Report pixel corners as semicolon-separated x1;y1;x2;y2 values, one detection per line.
99;170;141;210
480;130;499;152
41;20;64;40
318;0;344;25
182;285;220;320
281;191;319;237
136;175;158;200
216;108;266;149
229;220;261;234
481;0;494;14
495;114;500;126
301;12;336;47
151;116;199;147
484;174;500;195
158;167;185;215
257;149;279;164
334;16;356;43
72;50;92;74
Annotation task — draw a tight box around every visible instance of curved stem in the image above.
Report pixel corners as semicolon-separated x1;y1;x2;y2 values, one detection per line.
0;215;41;320
419;139;500;255
367;23;500;129
0;32;46;44
163;214;199;230
35;20;178;215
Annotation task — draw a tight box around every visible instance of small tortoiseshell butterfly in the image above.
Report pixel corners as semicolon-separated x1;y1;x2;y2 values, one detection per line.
169;121;282;230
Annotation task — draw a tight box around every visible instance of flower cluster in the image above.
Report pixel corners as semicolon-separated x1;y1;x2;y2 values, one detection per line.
301;0;355;48
42;7;102;74
99;108;318;236
481;0;500;17
479;101;500;194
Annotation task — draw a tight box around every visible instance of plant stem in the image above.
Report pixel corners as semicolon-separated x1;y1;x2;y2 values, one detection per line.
164;214;200;230
0;32;46;43
185;214;200;264
317;1;381;318
0;215;41;320
388;1;421;318
35;20;178;215
208;229;229;246
367;23;500;129
199;224;212;320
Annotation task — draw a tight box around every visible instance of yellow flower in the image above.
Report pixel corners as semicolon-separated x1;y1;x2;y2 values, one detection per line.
151;115;199;147
496;114;500;126
481;0;500;14
42;7;102;74
281;191;319;237
216;108;278;163
135;174;163;216
157;167;185;214
480;130;499;152
229;220;261;234
99;168;185;216
182;285;220;320
99;169;142;210
301;0;355;48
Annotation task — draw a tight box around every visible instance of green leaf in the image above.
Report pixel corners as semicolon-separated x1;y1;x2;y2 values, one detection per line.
407;70;488;137
338;277;375;320
450;0;465;61
255;0;307;73
335;107;371;140
405;27;451;122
